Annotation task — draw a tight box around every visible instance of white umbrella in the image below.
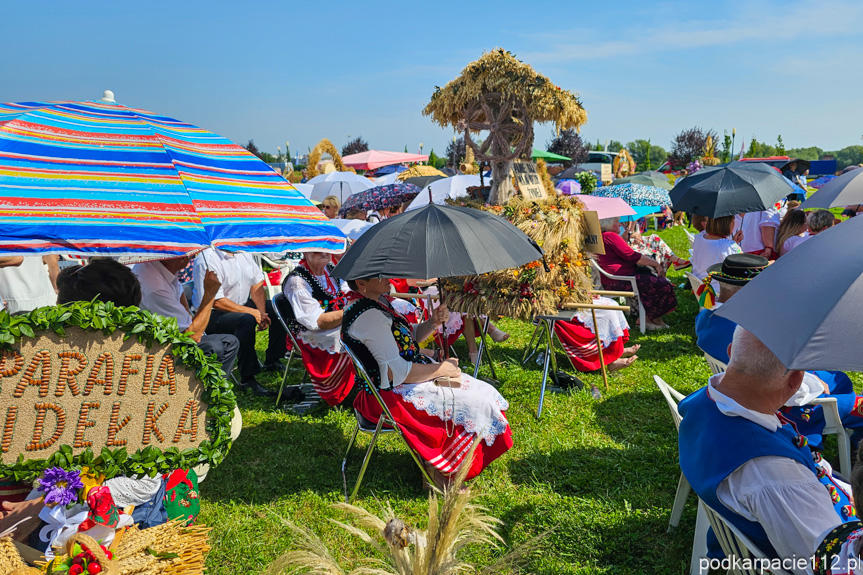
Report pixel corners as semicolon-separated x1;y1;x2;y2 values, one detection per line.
290;182;314;200
374;172;401;186
308;172;374;202
405;175;481;211
330;218;375;241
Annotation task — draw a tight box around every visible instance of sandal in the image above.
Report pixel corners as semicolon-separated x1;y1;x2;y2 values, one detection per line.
672;259;692;271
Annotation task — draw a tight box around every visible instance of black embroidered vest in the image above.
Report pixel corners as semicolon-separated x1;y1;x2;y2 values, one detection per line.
341;297;431;393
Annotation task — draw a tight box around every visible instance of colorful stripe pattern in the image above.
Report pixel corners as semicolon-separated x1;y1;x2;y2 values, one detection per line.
0;100;346;256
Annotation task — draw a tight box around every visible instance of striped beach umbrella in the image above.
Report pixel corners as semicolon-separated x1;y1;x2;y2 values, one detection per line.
0;94;346;257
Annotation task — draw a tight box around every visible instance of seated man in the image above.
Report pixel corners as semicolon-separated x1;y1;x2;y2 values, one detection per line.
679;327;856;569
282;251;354;406
133;256;239;378
193;248;287;396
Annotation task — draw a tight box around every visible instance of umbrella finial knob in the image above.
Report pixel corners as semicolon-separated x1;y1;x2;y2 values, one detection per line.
101;90;116;103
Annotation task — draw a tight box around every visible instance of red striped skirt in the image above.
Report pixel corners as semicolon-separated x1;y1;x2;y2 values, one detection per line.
354;388;513;480
294;339;355;406
554;319;629;372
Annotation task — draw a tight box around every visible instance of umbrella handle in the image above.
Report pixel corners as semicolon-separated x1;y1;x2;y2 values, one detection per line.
437;279;449;360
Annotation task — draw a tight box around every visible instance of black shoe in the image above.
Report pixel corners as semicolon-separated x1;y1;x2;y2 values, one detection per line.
239;378;276;397
278;386;306;404
262;361;286;373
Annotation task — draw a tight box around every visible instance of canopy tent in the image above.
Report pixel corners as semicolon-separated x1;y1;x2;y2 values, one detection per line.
531;149;571;162
341;150;428;171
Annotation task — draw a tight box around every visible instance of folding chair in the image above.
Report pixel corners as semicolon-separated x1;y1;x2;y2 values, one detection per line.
270;293;309;405
341;344;433;502
589;258;646;334
700;501;793;575
685;272;703;302
683;228;695;247
704;353;728;375
654;375;691;533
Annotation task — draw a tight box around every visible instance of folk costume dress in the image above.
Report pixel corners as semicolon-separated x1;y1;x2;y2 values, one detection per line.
342;294;513;479
283;260;355;406
553;296;631;372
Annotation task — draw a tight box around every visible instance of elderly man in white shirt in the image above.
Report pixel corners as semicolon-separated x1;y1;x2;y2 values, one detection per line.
133;256;239;379
191;248;287;396
679;328;854;574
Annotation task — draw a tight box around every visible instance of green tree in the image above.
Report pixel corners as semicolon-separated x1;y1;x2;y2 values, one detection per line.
627;139;667;171
607;140;624;153
832;145;863;169
746;137;776;158
775;135;786;156
721;131;732;163
786;147;823;161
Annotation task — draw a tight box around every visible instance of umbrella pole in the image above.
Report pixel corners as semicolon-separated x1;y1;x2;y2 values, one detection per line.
591;307;609;391
437;279;449;360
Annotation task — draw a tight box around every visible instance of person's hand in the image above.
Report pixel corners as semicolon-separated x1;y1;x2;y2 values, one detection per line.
202;271;221;299
431;304;449;327
0;498;44;541
439;358;462;382
733;230;744;244
257;310;271;330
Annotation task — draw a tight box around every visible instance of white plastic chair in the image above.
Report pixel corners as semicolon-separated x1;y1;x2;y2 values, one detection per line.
810;396;853;478
654;375;690;533
701;501;793;575
704;353;728;375
589;258;647;334
685;272;705;308
683;228;695;247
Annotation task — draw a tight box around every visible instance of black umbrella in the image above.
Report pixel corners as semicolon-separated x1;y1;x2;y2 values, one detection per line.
714;215;863;371
780;158;810;175
801;167;863;209
403;175;445;189
331;203;544;280
669;162;791;218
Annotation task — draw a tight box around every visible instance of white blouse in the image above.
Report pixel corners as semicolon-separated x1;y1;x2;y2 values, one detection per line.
283;272;347;354
691;233;742;292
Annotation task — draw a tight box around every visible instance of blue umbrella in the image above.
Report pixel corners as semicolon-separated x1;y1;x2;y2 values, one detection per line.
621;205;663;222
808;175;837;189
593;183;672;207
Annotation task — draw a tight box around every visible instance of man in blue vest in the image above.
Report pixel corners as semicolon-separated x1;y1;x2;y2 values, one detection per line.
679;327;855;570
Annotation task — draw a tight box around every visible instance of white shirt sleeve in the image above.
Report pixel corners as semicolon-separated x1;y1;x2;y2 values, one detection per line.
347;308;412;388
241;253;265;285
284;275;324;331
760;210;781;229
192;253;225;307
717;456;843;573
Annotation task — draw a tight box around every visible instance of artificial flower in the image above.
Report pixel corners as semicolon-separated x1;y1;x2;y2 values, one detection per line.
38;467;84;507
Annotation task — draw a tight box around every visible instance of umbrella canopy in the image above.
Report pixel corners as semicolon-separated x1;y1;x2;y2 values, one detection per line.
612;170;673;190
291;182;314;200
669;162;792;218
403;175;446;189
807;175;837;189
531;148;571;162
330;218;375;241
801;168;863;209
331;203;544;280
620;204;663;222
396;164;446;181
593;183;672;207
337;183;421;217
374;164;408;176
842;165;862;175
573;195;635;220
714;215;863;371
405;175;482;211
341;150;428;171
556;180;582;195
0;98;345;257
780;158;810;175
308;172;374;203
554;165;597;180
375;172;401;186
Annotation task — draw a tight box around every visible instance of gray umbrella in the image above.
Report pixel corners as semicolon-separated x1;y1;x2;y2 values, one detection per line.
670;162;791;218
801;167;863;209
714;215;863;371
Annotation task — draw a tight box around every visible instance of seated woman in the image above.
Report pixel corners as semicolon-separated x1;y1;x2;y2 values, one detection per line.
813;444;863;575
554;296;639;372
691;215;742;292
775;208;809;257
282;252;355;406
342;277;512;483
597;217;677;330
625;228;690;273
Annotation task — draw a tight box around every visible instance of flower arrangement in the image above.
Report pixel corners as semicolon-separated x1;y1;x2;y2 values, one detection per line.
38;467;84;507
442;195;592;320
686;159;703;175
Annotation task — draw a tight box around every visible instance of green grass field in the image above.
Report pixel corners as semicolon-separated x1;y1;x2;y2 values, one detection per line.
196;225;837;574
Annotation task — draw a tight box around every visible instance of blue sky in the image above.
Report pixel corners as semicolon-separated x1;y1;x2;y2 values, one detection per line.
2;0;861;157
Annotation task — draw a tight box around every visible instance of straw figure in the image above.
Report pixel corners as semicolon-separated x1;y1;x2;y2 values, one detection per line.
459;146;479;175
423;49;587;205
267;442;541;575
701;135;721;166
307;139;355;178
612;149;636;179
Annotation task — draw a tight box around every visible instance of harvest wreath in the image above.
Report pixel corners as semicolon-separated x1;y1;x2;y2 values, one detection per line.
0;300;237;482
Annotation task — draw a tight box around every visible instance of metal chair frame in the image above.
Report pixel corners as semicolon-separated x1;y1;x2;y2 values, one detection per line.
341;344;434;502
589;258;647;334
270;293;309;405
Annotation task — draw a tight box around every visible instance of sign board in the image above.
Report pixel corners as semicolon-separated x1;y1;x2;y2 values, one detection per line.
600;163;613;182
582;210;605;255
0;302;235;479
512;161;547;199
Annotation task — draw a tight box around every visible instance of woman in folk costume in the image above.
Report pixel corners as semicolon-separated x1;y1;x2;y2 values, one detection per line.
553;296;640;372
342;277;512;483
282;252;355;406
